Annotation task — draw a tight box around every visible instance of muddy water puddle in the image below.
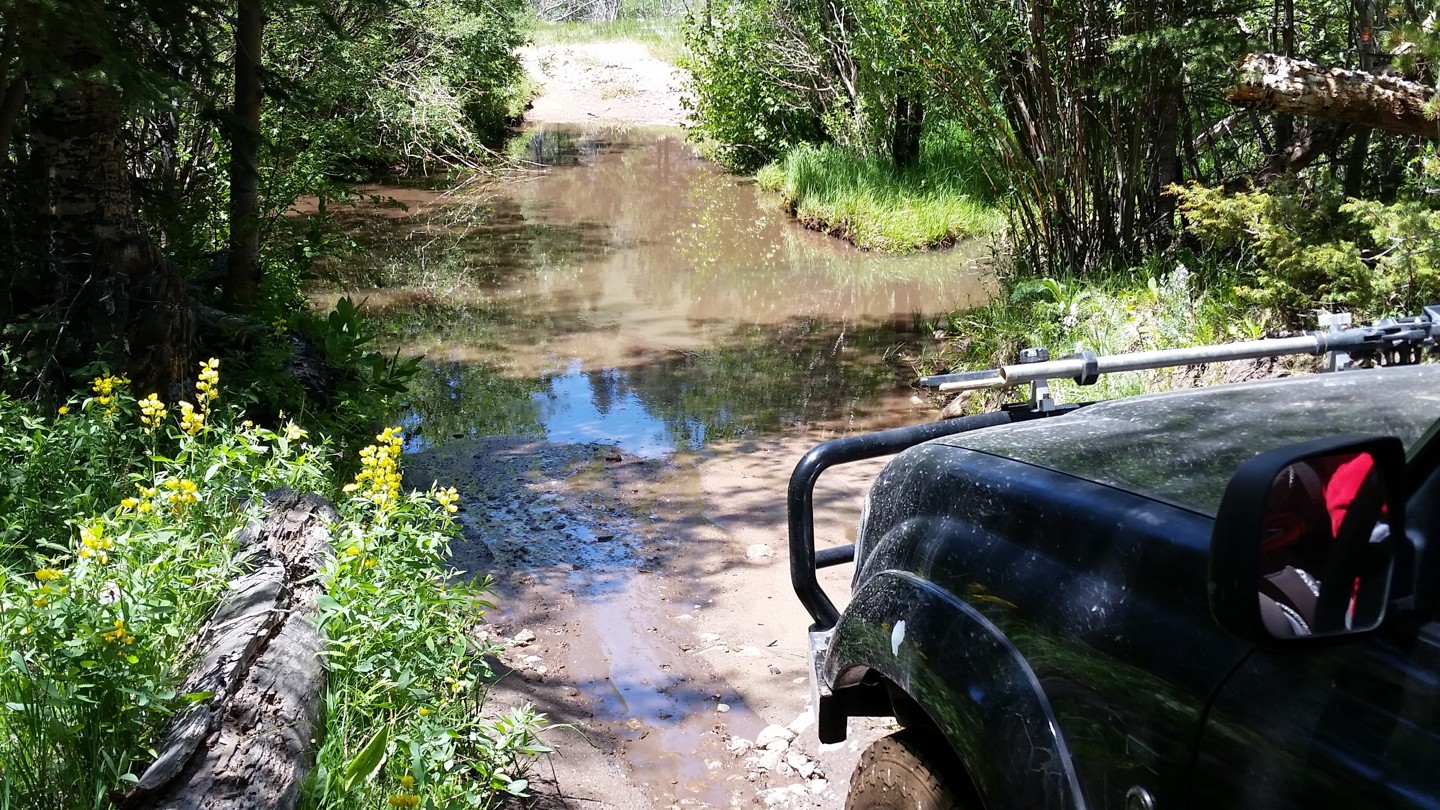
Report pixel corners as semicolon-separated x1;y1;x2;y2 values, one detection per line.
318;125;990;805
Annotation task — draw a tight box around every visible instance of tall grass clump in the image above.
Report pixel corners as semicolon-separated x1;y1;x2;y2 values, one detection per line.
756;126;1005;252
0;359;545;809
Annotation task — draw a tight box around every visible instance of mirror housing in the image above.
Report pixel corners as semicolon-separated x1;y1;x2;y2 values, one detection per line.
1210;436;1405;645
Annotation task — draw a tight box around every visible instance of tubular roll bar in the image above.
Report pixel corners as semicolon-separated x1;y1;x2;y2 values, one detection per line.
788;406;1078;629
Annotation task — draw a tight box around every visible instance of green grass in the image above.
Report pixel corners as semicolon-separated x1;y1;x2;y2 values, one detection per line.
756;127;1005;253
530;18;687;64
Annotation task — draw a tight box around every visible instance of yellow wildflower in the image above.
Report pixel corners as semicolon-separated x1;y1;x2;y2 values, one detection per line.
90;374;130;416
194;358;221;409
400;774;415;789
35;568;63;582
432;486;460;514
178;401;204;435
57;405;69;415
387;794;419;808
345;546;362;557
284;422;307;442
78;524;113;563
363;558;377;569
163;478;199;513
417;707;432;717
272;317;288;336
102;618;135;645
33;595;49;608
137;394;166;432
120;497;140;511
348;427;405;510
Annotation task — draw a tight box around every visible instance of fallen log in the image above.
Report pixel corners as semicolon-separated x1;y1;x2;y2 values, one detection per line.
126;489;337;810
1228;53;1439;140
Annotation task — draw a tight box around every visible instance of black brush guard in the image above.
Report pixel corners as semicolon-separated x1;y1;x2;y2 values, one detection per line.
788;404;1081;630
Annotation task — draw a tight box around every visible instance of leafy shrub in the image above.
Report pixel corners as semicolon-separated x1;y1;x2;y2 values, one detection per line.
308;428;547;810
0;364;542;809
681;5;827;171
0;363;328;807
1171;175;1440;320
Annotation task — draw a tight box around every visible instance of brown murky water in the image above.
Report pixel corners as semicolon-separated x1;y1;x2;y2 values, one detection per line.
313;124;991;805
312;124;991;455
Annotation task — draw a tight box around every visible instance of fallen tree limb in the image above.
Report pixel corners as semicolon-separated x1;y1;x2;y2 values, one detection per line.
126;489;337;810
1228;53;1439;140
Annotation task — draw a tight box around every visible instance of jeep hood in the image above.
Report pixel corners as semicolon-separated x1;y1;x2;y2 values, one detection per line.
937;365;1440;516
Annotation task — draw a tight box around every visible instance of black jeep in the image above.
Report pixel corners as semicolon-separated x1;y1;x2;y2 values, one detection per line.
789;313;1440;809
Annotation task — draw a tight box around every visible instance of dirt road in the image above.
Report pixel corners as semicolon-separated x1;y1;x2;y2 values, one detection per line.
400;40;906;809
406;435;893;809
518;41;686;127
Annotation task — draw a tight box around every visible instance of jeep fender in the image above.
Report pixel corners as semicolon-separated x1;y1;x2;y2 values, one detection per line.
824;569;1087;810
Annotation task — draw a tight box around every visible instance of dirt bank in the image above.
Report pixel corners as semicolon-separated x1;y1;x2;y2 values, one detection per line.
519;41;686;127
405;434;894;809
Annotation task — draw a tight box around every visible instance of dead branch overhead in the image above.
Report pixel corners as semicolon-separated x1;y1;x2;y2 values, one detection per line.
1228;53;1439;140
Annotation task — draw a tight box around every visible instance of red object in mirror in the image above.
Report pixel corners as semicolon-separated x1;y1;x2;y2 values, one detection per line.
1258;451;1389;637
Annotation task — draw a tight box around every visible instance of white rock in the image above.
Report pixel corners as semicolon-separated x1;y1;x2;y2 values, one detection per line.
745;543;775;560
755;724;796;748
760;789;788;807
716;703;731;713
796;760;817;779
764;737;790;752
512;629;537;646
787;710;815;736
735;646;762;657
700;632;722;643
727;736;754;752
522;655;543;665
776;762;794;776
808;779;829;795
786;751;811;769
756;748;784;772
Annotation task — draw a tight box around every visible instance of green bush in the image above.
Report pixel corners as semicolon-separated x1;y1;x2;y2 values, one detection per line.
681;5;828;171
0;363;329;807
309;427;548;809
1172;173;1440;320
0;364;543;809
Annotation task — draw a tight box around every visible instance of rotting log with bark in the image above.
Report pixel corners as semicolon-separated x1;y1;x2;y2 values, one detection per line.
126;489;337;810
1228;53;1439;139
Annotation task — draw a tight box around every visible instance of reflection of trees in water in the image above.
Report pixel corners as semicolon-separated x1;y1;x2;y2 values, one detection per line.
614;316;913;443
400;360;543;444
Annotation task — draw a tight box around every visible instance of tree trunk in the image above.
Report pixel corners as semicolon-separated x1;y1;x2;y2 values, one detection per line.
225;0;264;312
27;55;192;398
127;489;334;810
1228;53;1439;139
891;96;923;169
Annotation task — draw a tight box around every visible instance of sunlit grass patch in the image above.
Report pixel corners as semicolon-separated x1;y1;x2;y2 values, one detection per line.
756;129;1005;253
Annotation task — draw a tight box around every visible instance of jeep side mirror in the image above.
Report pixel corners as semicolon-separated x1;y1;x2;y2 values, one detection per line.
1210;436;1405;644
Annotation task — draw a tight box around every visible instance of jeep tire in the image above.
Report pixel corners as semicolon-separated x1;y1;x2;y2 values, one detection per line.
845;729;968;810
